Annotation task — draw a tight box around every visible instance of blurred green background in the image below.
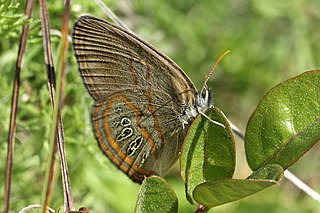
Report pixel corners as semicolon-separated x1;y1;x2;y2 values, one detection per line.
1;0;319;212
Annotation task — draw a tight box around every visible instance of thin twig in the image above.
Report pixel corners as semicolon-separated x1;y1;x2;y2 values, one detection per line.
50;29;72;43
94;0;135;34
3;0;36;212
228;119;245;140
284;170;320;202
38;0;57;211
56;0;74;210
19;204;55;213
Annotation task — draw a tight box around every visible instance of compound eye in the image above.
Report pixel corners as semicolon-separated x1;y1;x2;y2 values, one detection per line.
201;88;207;99
197;84;212;109
201;85;210;100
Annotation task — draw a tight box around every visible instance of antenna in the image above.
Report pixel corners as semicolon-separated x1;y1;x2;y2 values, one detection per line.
201;50;230;93
199;50;230;129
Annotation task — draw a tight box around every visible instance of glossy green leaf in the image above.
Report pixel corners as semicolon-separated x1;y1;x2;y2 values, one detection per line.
193;164;283;207
135;176;178;213
180;108;235;203
245;70;320;170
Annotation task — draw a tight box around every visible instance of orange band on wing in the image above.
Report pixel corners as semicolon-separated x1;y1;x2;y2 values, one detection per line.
93;94;156;179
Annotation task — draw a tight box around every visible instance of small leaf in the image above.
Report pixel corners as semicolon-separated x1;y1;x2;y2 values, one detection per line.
180;108;235;203
247;164;283;180
245;70;320;170
193;164;283;207
135;176;178;213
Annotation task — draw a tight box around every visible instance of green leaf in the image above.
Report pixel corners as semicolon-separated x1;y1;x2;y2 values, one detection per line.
247;164;283;180
135;176;178;213
193;164;283;208
180;108;235;203
245;70;320;170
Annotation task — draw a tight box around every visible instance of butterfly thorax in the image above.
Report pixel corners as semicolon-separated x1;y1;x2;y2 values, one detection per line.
179;84;213;126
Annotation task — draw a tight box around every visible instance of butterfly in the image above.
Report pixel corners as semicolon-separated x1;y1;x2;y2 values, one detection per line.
72;15;223;183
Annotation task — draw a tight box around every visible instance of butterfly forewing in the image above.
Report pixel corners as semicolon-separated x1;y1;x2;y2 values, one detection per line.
73;15;197;102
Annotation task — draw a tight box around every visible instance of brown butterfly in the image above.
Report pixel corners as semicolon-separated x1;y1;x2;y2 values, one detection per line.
72;15;218;183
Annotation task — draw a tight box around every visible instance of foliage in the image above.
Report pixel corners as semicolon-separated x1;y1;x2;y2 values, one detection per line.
136;177;178;213
0;0;26;39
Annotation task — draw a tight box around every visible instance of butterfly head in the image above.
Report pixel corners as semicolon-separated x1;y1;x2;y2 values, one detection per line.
196;84;213;112
179;84;213;128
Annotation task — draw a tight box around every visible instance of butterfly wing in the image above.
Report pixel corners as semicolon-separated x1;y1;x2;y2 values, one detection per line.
72;15;197;182
73;15;197;103
91;90;189;182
